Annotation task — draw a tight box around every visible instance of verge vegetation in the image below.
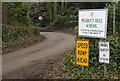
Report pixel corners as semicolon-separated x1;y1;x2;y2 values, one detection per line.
62;2;120;79
2;25;43;53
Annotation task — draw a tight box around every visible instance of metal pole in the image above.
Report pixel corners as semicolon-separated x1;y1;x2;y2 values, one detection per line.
113;4;115;36
39;0;41;27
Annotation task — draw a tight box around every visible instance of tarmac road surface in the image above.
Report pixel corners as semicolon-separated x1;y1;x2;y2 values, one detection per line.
2;32;75;79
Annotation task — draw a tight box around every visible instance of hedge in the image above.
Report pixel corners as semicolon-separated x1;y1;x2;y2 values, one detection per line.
2;25;41;52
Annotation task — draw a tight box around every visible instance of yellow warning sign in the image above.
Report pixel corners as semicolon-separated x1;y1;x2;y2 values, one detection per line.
76;39;89;67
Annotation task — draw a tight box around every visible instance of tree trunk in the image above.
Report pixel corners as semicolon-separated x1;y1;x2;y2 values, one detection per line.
47;2;53;21
54;0;57;19
65;0;67;8
2;3;8;25
61;0;64;11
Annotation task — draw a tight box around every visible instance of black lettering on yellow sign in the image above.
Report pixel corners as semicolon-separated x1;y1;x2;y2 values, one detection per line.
78;50;87;55
77;43;88;49
77;57;88;63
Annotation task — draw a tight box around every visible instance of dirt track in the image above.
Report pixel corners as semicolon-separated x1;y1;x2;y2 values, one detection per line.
2;32;75;79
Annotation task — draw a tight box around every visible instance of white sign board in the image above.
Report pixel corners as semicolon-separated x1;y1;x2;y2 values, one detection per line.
38;16;43;21
78;9;108;38
99;41;110;63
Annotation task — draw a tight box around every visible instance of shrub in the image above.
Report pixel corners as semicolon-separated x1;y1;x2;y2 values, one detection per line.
52;15;77;29
65;21;78;29
2;25;41;51
52;16;68;29
62;33;120;79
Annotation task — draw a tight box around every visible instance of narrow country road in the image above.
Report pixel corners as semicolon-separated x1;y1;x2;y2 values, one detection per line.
2;32;75;79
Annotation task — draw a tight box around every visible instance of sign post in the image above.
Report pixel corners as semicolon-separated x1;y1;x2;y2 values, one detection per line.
76;39;89;67
38;16;42;34
104;63;107;76
39;0;41;27
113;4;116;36
99;41;110;76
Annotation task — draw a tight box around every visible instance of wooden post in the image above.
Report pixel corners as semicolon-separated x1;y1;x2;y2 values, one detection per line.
82;67;84;71
104;63;107;76
113;4;115;36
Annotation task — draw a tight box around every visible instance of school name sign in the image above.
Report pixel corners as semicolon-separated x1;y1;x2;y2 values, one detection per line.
79;9;108;38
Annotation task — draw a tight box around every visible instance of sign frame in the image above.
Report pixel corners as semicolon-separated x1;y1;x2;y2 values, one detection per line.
76;39;89;67
78;9;108;38
99;41;110;64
